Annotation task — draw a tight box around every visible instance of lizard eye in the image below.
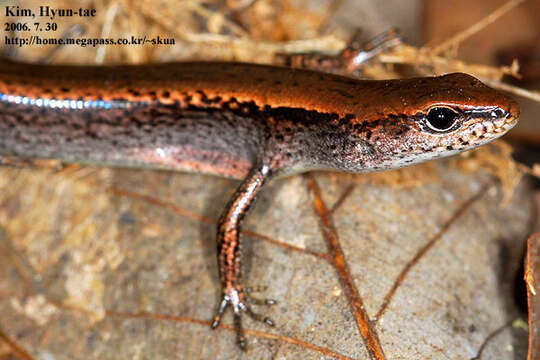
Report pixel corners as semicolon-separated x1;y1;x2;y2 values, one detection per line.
426;107;459;132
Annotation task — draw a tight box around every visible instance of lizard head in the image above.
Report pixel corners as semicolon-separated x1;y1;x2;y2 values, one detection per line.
346;73;520;171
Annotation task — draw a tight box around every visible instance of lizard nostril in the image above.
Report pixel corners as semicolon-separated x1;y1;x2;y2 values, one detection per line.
490;108;505;119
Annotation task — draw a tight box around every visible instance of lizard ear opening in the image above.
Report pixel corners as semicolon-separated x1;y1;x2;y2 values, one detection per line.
426;107;459;132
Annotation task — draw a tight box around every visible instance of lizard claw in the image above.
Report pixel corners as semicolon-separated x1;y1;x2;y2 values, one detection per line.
211;285;275;350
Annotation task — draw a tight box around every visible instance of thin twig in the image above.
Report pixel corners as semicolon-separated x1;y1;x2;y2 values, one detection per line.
429;0;527;55
480;78;540;103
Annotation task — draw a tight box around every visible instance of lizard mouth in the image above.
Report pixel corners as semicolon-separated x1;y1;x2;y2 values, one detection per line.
488;114;518;135
468;101;520;141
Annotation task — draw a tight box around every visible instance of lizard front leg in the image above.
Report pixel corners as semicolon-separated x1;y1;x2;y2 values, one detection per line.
211;161;276;349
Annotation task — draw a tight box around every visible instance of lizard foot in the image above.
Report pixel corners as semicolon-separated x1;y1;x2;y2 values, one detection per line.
211;285;276;350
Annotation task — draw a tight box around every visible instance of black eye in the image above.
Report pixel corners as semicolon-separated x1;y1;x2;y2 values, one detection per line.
426;107;459;132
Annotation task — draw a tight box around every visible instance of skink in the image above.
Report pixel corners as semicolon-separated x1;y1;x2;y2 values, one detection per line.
0;60;520;349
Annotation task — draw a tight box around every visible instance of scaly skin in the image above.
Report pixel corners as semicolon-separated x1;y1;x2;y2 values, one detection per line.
0;61;519;349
